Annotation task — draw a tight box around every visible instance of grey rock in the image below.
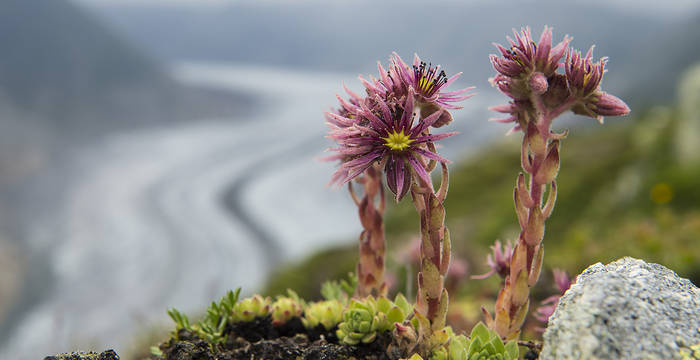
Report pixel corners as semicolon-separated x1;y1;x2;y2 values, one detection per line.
541;257;700;360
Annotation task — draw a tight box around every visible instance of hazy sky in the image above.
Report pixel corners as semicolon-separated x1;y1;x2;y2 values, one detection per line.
72;0;700;17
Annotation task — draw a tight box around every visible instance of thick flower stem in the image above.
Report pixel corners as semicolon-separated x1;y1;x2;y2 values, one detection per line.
411;161;451;337
350;164;387;298
490;98;564;340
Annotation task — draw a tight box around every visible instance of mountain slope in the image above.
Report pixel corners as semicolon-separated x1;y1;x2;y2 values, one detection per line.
0;0;247;136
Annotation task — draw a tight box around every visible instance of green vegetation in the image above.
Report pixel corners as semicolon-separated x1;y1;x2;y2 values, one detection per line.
232;294;271;322
166;289;241;347
270;293;304;326
336;295;412;345
302;299;344;330
396;323;519;360
445;322;519;360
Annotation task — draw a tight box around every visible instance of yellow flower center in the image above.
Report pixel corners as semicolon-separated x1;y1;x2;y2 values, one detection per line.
414;61;447;97
419;76;435;94
383;130;413;151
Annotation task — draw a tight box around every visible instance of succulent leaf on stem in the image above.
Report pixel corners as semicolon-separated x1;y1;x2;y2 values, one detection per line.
349;164;388;298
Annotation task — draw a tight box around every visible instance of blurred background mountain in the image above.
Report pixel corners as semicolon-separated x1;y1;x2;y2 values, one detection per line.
0;0;698;358
83;0;700;106
0;0;247;132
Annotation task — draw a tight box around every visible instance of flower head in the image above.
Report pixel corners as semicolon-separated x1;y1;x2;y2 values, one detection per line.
534;269;574;331
552;268;572;293
472;240;514;280
566;47;630;122
391;53;474;127
393;54;473;108
327;94;455;201
358;59;406;100
489;26;629;134
565;46;606;97
488;27;571;132
325;53;471;201
491;26;570;79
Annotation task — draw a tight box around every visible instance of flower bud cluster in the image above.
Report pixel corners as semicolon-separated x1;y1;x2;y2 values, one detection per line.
490;26;629;133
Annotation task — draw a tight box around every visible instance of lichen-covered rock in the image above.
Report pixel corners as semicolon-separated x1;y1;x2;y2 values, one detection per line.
541;257;700;360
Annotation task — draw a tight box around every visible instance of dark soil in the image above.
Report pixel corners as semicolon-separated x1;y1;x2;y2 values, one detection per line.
154;316;396;360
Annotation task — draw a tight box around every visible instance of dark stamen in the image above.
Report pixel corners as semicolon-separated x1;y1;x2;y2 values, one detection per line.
412;61;448;98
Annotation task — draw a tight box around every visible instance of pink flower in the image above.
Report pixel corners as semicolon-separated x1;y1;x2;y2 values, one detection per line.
565;47;630;122
392;53;474;109
535;269;574;331
472;240;514;280
390;53;474;127
491;26;570;79
326;94;456;201
489;26;630;133
489;26;570;102
552;268;572;293
565;47;606;97
325;53;472;200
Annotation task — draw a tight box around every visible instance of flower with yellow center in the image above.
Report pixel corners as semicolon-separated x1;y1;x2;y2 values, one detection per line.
326;94;457;201
383;130;413;152
391;53;474;109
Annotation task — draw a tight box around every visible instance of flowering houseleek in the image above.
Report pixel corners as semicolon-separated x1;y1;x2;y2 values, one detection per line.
326;53;471;353
486;26;630;340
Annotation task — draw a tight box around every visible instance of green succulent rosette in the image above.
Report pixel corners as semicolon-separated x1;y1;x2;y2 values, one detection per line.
302;299;344;331
336;297;382;345
448;322;519;360
231;295;271;323
337;294;412;346
270;296;303;326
